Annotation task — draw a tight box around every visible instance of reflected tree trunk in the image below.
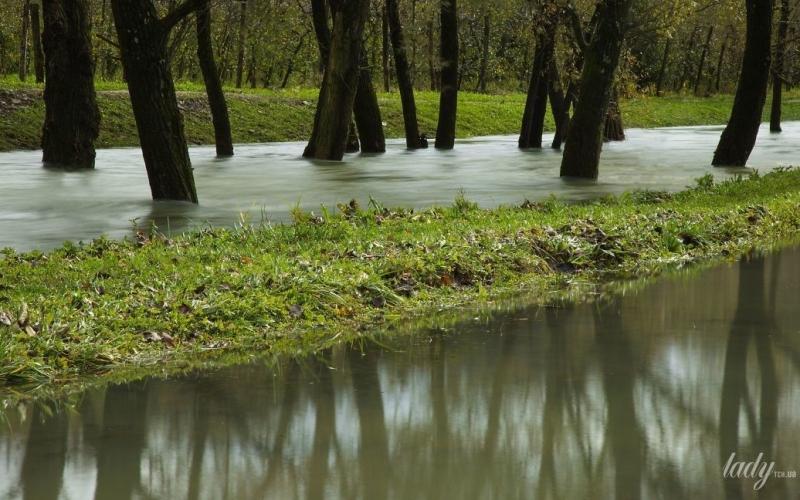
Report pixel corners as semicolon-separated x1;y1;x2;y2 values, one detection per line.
349;347;390;500
21;402;68;500
308;354;337;500
94;382;149;499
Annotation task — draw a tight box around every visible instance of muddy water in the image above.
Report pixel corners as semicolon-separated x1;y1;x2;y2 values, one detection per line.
1;246;799;499
1;122;796;252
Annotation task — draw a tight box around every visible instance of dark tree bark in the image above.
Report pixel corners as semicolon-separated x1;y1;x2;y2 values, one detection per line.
675;27;699;92
770;0;789;132
560;0;634;179
353;47;386;153
381;4;390;92
387;0;424;149
603;85;625;141
303;0;370;160
304;0;332;157
712;0;773;166
41;0;100;169
19;0;30;81
427;20;437;90
519;22;555;149
111;0;206;202
30;3;44;83
435;0;458;150
694;26;714;96
655;37;671;96
235;0;248;89
548;58;570;149
715;30;730;92
196;0;233;156
346;120;360;152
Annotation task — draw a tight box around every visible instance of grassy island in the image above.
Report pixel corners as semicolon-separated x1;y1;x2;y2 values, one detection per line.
1;168;799;395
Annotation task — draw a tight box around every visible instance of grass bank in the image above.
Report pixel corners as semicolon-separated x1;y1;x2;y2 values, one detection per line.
1;168;800;393
3;77;800;151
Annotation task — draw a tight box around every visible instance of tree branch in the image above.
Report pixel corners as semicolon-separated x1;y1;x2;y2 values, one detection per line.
565;3;588;53
161;0;208;33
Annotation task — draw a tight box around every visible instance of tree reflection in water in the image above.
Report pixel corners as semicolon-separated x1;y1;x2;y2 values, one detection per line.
2;248;800;499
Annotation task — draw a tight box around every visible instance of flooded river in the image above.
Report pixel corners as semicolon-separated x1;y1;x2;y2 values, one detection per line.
1;122;797;252
2;245;799;499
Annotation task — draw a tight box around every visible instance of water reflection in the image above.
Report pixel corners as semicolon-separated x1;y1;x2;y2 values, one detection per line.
2;247;800;499
1;123;797;252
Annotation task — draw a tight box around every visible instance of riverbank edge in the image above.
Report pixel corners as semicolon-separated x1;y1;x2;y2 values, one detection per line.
4;84;800;151
1;168;799;400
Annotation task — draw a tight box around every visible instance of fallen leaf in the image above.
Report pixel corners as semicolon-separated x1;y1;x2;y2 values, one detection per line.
0;311;11;327
24;325;36;337
143;331;162;342
17;302;29;328
160;333;175;347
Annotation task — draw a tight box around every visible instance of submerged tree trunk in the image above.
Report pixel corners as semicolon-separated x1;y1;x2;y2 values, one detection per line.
304;0;369;160
712;0;772;166
519;22;555;149
387;0;423;148
435;0;458;149
41;0;100;169
304;0;332;157
353;47;386;153
560;0;634;179
196;0;233;156
30;3;44;83
111;0;206;202
548;58;570;149
770;0;789;132
603;86;625;141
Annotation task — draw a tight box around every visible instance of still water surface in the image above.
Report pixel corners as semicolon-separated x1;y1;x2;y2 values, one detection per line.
1;122;797;252
2;246;799;499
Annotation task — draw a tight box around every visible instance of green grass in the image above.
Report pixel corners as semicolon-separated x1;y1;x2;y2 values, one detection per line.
1;168;799;395
4;74;800;151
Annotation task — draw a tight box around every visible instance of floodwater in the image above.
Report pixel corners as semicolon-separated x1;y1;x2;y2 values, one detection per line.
0;122;797;252
2;245;799;499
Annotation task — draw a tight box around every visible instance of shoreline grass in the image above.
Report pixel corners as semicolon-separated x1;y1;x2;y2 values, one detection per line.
1;168;800;397
4;77;800;151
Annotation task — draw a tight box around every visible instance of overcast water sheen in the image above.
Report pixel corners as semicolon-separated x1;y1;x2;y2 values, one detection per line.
1;246;799;498
1;122;798;252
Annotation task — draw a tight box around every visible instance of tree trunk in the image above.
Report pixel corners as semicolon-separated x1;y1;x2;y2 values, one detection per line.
387;0;424;149
196;0;233;156
235;0;247;89
715;31;729;92
560;0;634;179
111;0;206;202
310;0;330;72
346;120;360;152
712;0;772;166
548;58;569;149
477;13;490;93
519;23;555;149
41;0;100;169
304;0;369;160
655;37;670;96
19;0;30;81
603;85;625;141
770;0;789;132
30;3;44;83
675;27;698;92
381;5;390;92
694;26;713;96
353;47;386;153
435;0;458;150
